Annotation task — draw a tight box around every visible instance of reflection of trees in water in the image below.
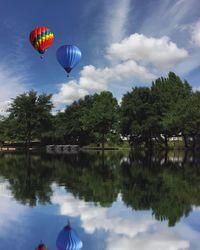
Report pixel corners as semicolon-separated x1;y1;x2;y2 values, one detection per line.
121;150;200;226
0;153;53;206
53;151;124;207
0;150;200;226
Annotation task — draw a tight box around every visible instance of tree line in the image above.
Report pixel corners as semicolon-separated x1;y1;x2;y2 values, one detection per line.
0;71;200;149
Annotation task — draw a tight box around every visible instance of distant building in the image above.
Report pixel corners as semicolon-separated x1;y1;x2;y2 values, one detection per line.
46;145;80;154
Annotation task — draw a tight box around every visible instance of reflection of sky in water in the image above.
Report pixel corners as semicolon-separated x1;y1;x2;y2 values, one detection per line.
0;181;200;250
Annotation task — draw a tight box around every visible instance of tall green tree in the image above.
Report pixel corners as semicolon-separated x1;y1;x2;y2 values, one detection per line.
55;95;96;145
120;87;159;147
83;91;119;150
151;72;192;147
169;91;200;148
8;90;53;147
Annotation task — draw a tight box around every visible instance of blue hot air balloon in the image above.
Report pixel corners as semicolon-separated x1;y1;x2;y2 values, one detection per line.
56;45;82;76
56;223;83;250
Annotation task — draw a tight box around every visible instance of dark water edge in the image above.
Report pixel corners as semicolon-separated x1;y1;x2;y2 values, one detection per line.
0;150;200;249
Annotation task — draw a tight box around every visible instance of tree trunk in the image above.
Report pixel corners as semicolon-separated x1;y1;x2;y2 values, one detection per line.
164;135;168;149
183;134;188;148
164;150;168;164
147;137;153;149
28;131;31;150
102;132;105;151
183;150;188;167
26;121;31;151
192;135;196;149
102;148;105;167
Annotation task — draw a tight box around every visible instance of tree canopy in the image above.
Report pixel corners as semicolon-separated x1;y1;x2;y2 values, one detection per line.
120;72;197;148
3;90;53;147
0;72;200;149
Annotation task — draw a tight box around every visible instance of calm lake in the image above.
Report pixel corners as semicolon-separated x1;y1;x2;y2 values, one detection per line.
0;150;200;250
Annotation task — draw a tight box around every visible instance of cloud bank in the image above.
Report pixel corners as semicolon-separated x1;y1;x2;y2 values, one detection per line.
51;186;190;250
107;34;188;69
53;33;188;106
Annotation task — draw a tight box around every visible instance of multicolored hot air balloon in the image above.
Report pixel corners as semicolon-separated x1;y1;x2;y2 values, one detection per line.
35;241;48;250
29;27;54;57
56;223;83;250
56;45;82;76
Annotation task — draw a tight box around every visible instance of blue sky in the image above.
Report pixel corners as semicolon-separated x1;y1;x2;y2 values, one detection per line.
0;0;200;111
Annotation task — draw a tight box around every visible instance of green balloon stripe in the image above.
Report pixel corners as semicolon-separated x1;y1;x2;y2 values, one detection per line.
34;32;53;47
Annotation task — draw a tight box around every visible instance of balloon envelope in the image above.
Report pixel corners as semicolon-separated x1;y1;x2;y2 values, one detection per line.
36;242;48;250
56;45;82;74
56;224;83;250
29;27;54;54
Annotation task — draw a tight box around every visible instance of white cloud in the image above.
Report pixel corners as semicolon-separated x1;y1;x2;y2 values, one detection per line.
191;20;200;47
0;65;27;101
107;33;188;70
0;101;11;117
174;52;200;76
0;64;27;115
51;1;200;108
53;33;190;106
80;61;156;91
136;0;200;78
139;0;198;37
52;61;156;105
104;0;131;43
52;80;89;105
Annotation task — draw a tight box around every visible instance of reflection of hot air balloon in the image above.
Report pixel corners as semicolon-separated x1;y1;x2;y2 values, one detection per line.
56;45;82;77
36;241;48;250
56;222;83;250
29;27;54;58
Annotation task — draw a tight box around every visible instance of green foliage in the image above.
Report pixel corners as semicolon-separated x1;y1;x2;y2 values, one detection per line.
151;72;192;137
54;91;119;148
54;95;96;146
0;72;199;149
120;72;194;148
120;87;159;146
83;91;119;148
4;90;53;145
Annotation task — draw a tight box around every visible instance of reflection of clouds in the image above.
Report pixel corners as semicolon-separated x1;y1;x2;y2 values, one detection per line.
0;182;11;197
0;181;26;237
52;188;154;237
107;231;189;250
51;185;190;250
192;206;200;211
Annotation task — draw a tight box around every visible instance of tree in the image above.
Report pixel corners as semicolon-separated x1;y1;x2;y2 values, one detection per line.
170;91;200;148
83;91;119;150
7;90;53;147
151;72;192;148
54;95;96;146
120;87;159;147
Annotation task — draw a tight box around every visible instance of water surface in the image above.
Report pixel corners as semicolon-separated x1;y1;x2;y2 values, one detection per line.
0;150;200;249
